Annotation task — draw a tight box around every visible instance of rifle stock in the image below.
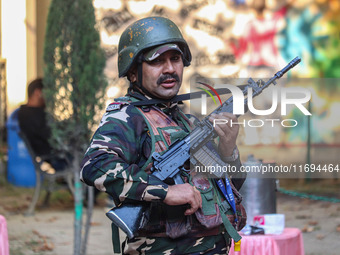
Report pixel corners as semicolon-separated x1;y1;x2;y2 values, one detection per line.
106;203;146;239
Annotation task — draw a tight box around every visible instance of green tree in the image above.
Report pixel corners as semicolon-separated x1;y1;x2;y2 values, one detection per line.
43;0;108;254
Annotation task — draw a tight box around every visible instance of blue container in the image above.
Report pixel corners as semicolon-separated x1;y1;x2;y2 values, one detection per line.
6;109;36;187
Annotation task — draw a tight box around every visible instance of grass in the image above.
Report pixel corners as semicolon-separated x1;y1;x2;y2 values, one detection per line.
0;172;75;214
279;178;340;198
0;171;107;215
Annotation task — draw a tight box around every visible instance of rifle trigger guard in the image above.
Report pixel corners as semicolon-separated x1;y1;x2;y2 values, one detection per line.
152;152;161;161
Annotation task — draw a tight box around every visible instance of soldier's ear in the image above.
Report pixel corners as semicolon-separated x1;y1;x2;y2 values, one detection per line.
127;67;137;83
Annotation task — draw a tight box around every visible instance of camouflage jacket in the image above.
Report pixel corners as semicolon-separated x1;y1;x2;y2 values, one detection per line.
80;92;193;206
80;91;246;254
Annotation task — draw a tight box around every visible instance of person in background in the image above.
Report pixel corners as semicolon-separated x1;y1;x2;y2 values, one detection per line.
18;78;66;171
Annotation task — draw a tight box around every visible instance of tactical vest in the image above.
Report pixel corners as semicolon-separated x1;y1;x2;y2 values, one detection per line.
135;103;224;238
114;96;245;242
138;106;193;170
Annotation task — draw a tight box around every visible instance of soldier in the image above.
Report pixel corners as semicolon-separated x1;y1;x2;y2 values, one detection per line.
80;17;245;255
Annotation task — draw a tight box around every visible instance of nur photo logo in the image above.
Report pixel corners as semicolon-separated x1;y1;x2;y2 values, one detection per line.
196;82;222;115
197;81;312;128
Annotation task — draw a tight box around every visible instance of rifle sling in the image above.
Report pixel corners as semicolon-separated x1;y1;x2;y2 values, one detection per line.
111;223;121;253
130;85;247;106
219;204;242;242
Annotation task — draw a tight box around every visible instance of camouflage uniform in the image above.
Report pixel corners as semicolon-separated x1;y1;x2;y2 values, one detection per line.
81;16;247;255
80;91;234;254
122;234;231;255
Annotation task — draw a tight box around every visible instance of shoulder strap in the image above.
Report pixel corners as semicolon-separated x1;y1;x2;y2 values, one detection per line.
111;223;121;253
130;86;247;106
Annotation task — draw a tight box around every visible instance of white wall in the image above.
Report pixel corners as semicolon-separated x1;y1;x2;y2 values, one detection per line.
1;0;27;112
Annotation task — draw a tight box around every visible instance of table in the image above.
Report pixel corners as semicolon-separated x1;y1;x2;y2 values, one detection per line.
0;215;9;255
229;228;304;255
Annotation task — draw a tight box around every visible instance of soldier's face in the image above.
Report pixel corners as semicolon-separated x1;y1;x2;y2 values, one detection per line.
141;50;184;99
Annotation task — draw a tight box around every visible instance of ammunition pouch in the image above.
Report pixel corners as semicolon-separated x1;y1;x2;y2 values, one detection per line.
190;171;247;241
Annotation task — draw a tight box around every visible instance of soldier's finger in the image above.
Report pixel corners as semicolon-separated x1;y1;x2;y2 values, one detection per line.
184;187;201;215
194;186;202;208
214;123;227;137
185;202;199;215
219;112;237;120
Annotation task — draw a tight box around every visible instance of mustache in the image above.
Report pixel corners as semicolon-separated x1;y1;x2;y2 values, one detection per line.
157;74;180;85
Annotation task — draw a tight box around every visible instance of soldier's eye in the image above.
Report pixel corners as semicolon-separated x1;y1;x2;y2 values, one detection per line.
171;54;182;61
148;58;163;65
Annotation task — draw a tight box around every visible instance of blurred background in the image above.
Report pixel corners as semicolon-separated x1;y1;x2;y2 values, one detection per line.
1;0;339;170
0;1;339;254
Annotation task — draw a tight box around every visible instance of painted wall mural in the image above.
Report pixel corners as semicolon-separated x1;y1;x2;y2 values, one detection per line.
93;0;340;147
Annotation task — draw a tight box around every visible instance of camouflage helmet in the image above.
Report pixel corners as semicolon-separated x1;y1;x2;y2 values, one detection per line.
118;16;192;77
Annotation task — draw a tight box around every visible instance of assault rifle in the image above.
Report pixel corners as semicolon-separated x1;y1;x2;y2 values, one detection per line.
106;57;301;239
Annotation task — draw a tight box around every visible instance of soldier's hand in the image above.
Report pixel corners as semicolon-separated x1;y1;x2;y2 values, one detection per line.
164;183;202;215
209;112;239;157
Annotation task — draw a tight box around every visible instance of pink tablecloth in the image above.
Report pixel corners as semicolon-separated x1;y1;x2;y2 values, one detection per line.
0;215;9;255
229;228;304;255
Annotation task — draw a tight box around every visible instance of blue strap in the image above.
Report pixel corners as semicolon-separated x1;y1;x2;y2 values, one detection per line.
214;180;242;242
216;178;237;222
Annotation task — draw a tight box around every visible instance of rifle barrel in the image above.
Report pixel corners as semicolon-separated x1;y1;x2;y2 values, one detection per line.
275;56;301;79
